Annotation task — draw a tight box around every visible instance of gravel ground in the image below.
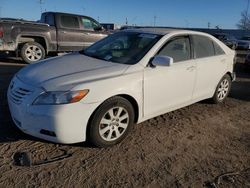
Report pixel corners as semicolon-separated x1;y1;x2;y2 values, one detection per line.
0;56;249;188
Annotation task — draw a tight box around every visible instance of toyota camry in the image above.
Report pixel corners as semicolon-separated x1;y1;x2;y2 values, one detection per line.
8;28;236;147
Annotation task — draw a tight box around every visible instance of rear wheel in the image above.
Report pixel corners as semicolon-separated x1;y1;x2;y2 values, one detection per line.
88;96;134;147
211;74;232;103
20;42;45;64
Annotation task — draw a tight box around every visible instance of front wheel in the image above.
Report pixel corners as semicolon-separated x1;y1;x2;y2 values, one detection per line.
211;74;232;103
20;42;45;64
88;96;135;148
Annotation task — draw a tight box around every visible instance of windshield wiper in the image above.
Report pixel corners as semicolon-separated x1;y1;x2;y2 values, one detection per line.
80;51;110;62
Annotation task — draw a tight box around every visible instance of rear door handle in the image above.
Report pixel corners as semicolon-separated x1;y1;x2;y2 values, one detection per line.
186;66;196;71
221;59;226;63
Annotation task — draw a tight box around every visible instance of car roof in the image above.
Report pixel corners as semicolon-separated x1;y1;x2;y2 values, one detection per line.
42;11;95;20
123;27;209;36
122;27;234;55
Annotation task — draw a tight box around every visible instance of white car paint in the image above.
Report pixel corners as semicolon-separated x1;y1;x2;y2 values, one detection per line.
8;29;235;144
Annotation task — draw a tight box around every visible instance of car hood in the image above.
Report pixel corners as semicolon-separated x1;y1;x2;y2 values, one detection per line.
17;53;129;91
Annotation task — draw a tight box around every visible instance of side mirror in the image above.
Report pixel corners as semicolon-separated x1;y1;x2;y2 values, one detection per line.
94;26;104;31
151;55;174;67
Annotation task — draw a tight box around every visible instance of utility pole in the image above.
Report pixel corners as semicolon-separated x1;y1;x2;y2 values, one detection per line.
38;0;44;14
153;15;157;27
184;19;189;28
245;0;250;29
0;6;2;18
208;22;211;29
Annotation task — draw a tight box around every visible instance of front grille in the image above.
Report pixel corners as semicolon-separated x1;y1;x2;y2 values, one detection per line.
9;86;32;104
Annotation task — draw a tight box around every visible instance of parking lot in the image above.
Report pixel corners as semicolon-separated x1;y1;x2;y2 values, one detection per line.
0;55;249;187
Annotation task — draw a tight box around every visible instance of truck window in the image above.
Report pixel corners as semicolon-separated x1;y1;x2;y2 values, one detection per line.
81;18;99;30
61;15;80;28
45;14;55;26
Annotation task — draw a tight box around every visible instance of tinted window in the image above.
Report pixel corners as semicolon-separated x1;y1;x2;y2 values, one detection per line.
213;42;225;55
45;14;55;26
81;18;99;30
241;36;250;40
193;35;214;58
157;37;191;62
61;15;79;28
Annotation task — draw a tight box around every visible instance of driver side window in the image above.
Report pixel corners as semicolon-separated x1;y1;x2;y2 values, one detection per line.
157;36;191;63
81;17;99;30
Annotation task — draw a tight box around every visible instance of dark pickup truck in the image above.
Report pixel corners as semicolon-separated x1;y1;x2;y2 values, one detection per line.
0;12;108;63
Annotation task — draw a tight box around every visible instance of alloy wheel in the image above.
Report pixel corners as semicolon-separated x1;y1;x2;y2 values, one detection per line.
217;79;229;100
99;106;129;141
25;45;43;61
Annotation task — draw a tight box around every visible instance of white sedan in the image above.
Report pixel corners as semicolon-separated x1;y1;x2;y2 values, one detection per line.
8;28;236;147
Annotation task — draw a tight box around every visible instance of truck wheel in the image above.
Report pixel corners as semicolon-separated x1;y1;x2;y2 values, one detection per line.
20;42;45;64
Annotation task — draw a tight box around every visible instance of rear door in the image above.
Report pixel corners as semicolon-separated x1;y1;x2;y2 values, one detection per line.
191;35;228;100
57;14;84;51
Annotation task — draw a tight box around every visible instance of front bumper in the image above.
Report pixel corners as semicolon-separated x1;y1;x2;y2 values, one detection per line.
7;77;99;144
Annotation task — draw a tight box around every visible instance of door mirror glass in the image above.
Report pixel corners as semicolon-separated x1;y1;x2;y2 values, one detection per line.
151;55;173;67
94;26;104;31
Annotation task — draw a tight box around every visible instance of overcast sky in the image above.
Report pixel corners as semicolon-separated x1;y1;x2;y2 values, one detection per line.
0;0;249;29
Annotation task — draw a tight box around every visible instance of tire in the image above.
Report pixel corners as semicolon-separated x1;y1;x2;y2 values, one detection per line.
20;42;45;64
211;74;232;104
88;96;135;148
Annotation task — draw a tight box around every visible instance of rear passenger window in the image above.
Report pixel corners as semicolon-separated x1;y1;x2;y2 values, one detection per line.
157;37;191;62
61;15;79;28
193;35;214;58
213;42;225;55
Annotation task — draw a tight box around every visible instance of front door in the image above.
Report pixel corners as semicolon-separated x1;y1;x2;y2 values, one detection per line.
144;36;196;117
80;17;108;48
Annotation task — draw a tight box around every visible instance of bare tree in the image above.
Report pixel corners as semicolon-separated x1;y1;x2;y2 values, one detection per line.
237;0;250;30
237;10;250;30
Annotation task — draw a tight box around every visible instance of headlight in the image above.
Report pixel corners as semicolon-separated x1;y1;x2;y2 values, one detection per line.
33;90;89;105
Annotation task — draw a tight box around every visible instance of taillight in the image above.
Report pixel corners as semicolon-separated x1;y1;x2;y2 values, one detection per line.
0;27;3;38
233;56;237;65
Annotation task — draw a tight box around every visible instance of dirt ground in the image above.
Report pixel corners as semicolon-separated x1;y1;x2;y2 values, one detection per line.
0;55;249;188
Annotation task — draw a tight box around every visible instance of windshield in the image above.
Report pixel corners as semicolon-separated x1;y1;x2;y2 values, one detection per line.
81;32;162;65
